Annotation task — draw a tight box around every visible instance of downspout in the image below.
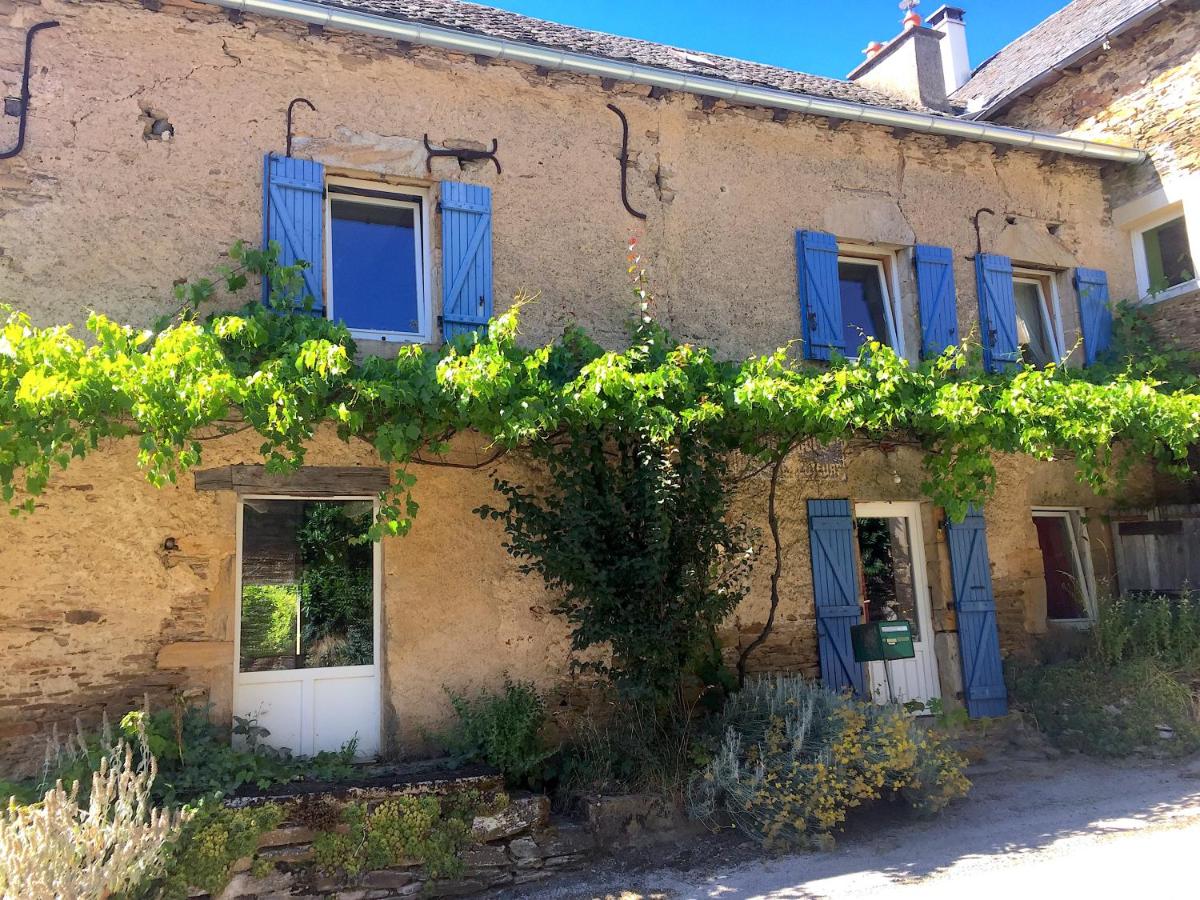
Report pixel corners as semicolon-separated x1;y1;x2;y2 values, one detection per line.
200;0;1145;164
965;0;1178;120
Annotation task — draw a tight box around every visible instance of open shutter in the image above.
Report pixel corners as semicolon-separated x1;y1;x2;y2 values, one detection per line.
808;499;866;697
946;507;1008;718
914;245;959;359
975;253;1019;372
795;230;844;361
440;181;493;341
262;153;325;315
1074;267;1112;366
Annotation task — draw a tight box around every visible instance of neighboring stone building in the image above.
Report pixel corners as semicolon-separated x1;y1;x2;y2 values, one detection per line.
0;0;1180;773
954;0;1199;351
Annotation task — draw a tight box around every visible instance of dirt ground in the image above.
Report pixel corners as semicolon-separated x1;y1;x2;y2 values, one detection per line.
505;754;1200;899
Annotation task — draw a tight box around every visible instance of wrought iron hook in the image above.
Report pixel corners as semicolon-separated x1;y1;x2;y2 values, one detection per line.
423;134;501;174
0;21;60;161
606;103;647;220
285;97;316;158
972;207;995;258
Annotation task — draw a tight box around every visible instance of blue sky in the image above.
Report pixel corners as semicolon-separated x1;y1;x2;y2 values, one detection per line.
479;1;1068;79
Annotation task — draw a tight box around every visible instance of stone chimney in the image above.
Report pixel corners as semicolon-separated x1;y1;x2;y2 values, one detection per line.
928;5;971;93
847;2;955;111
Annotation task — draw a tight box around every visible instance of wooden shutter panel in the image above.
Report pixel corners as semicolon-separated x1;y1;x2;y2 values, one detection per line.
807;499;866;697
946;506;1009;718
440;181;493;341
914;244;959;359
1074;267;1112;366
795;230;844;361
975;253;1019;372
262;153;325;315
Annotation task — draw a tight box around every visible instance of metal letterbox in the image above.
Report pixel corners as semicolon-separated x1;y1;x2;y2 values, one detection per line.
851;620;916;662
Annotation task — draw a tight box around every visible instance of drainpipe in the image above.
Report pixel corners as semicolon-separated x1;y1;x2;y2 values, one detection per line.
200;0;1145;165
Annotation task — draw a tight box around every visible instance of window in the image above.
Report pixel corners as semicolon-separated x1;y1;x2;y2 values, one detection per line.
1139;214;1195;295
1032;508;1096;623
1012;270;1064;367
837;250;903;357
326;178;432;343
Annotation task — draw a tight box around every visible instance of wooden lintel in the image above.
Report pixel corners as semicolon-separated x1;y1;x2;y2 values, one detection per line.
194;465;390;496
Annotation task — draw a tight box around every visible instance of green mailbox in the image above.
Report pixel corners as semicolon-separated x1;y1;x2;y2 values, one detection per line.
851;620;916;663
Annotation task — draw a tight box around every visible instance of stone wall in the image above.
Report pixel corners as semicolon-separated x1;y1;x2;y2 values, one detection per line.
0;0;1158;773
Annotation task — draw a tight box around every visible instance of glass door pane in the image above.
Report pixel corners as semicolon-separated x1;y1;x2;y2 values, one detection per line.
240;499;375;672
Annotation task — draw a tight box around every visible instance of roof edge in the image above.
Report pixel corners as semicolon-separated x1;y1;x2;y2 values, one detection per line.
961;0;1180;119
200;0;1146;164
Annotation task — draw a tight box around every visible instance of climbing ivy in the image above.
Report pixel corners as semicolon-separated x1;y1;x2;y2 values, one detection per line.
1;239;1198;535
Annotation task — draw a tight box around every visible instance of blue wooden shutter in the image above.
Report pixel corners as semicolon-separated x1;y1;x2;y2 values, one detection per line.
261;153;325;315
975;253;1019;372
795;230;844;361
440;181;493;341
1074;267;1112;366
807;499;866;697
946;507;1008;718
914;244;959;359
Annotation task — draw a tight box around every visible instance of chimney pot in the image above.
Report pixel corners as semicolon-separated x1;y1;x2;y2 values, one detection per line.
863;40;885;60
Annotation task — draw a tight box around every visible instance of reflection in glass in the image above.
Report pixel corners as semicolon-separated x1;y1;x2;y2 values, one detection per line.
1034;515;1087;620
838;261;890;357
857;516;919;640
240;499;374;673
1142;216;1195;292
1013;281;1054;367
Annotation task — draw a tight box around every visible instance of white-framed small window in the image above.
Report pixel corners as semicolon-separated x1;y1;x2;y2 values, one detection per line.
325;176;433;343
1131;205;1197;302
1032;508;1097;624
1012;268;1065;368
836;245;906;358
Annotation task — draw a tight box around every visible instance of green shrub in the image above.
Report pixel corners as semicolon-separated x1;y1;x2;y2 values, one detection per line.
439;677;554;786
1013;657;1200;757
239;584;299;662
686;676;970;849
1094;592;1200;670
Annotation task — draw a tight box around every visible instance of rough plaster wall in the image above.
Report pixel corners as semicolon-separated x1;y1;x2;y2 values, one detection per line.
998;4;1199;212
0;0;1135;350
0;0;1158;771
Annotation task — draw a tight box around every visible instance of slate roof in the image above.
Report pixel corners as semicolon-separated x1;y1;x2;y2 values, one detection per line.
951;0;1174;114
307;0;937;113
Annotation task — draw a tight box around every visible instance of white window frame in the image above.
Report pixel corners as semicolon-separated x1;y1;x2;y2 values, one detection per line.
836;245;906;359
1128;204;1197;304
1012;268;1066;365
324;176;433;344
1032;507;1098;625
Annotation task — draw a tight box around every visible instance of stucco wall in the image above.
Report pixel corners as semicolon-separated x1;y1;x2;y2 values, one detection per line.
0;0;1157;773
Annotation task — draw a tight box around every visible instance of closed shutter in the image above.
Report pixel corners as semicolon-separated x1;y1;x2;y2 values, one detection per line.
440;181;493;341
808;499;866;697
262;153;325;315
975;253;1019;372
1074;267;1112;366
946;506;1008;718
795;230;844;361
914;244;959;359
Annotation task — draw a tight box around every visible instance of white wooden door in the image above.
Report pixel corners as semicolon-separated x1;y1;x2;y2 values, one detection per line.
855;502;941;709
234;496;381;758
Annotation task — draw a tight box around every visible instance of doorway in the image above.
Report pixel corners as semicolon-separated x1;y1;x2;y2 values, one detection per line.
234;496;381;758
854;501;941;709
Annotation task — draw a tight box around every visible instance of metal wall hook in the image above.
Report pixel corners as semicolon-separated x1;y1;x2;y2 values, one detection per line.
0;21;61;161
285;97;316;158
606;103;647;220
423;134;501;174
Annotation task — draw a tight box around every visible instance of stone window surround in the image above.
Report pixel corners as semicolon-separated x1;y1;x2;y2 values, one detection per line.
1113;181;1200;305
324;174;435;344
1032;506;1099;627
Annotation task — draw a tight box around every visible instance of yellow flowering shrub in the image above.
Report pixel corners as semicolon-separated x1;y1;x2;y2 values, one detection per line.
686;676;970;848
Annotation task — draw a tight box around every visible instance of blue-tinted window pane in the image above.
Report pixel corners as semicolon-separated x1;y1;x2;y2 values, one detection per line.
838;261;889;356
331;199;420;335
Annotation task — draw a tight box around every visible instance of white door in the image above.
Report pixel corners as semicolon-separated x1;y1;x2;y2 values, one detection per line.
234;496;381;758
855;502;941;709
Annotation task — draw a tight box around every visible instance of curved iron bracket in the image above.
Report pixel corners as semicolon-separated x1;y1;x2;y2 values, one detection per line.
972;207;996;258
0;21;60;161
606;103;647;220
423;134;501;174
285;97;316;158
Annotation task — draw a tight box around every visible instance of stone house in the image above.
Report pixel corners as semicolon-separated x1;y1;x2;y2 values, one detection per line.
0;0;1190;773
